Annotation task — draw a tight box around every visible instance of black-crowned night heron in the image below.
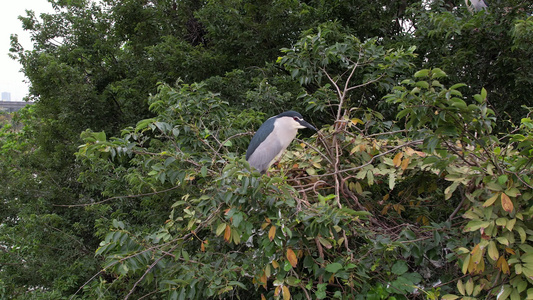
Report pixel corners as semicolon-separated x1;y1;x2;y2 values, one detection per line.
246;111;316;174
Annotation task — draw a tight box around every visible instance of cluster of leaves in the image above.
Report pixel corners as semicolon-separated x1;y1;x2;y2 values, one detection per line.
386;69;533;299
72;29;531;300
413;0;533;128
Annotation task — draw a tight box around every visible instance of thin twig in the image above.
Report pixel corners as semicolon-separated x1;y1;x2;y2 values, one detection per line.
54;185;182;207
124;243;181;300
124;205;221;299
448;187;466;222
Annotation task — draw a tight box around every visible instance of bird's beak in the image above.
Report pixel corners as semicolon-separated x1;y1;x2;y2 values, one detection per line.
300;120;317;131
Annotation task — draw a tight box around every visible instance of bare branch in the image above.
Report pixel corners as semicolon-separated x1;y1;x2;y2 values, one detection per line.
54;185;182;208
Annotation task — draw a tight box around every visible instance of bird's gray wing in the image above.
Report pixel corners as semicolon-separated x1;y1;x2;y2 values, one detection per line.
247;132;283;173
246;117;275;160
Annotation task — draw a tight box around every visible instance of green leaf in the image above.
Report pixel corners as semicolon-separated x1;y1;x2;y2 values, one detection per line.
317;236;332;249
480;87;487;100
415;81;429;89
391;261;408;275
388;173;396;190
396;108;412;120
498;285;513;300
431;68;446;78
450;98;467;109
216;223;226;236
96;131;106;142
450;83;467;90
286;276;301;286
228;281;247;289
498;175;508;185
414;69;429;78
325;262;343;273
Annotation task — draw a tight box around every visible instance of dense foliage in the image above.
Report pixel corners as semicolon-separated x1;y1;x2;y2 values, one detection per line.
1;0;532;299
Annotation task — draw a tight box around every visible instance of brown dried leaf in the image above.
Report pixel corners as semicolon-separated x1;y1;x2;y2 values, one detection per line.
268;225;276;242
259;273;267;289
400;157;410;170
224;224;231;242
286;248;298;268
501;193;514;213
393;152;403;167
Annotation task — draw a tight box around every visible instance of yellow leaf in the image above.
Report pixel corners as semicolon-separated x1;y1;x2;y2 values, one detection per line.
442;295;460;300
471;244;483;265
393;204;405;215
317;236;332;249
354;181;363;194
462;254;471;274
488;241;499;261
404;147;416;156
505;247;515;255
501;193;514;213
232;228;240;244
400;157;410;170
282;286;291;300
465;278;474;296
261;294;266;300
224;224;231;242
259;273;267;289
506;218;516;231
381;204;391;215
382;194;390;201
457;280;465;295
417;215;429;225
286;248;298;268
497;256;510;274
468;254;476;273
482;193;499;207
272;260;279;269
351;118;363;125
477;256;485;273
393;152;403;167
274;286;281;296
268;225;276;242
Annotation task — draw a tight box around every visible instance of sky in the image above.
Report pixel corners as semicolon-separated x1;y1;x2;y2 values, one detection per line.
0;0;54;101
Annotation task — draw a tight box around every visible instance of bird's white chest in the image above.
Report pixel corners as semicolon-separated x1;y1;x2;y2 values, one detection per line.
272;118;299;157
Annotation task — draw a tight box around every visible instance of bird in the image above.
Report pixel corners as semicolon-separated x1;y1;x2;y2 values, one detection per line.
466;0;488;12
246;111;317;174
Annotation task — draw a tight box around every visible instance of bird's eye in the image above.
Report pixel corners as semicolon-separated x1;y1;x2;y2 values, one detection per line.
293;117;299;121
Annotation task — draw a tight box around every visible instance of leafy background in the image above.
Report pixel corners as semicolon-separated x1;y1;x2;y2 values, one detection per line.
1;0;532;299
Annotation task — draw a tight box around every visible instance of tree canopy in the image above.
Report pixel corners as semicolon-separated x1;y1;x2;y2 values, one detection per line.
1;0;532;299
